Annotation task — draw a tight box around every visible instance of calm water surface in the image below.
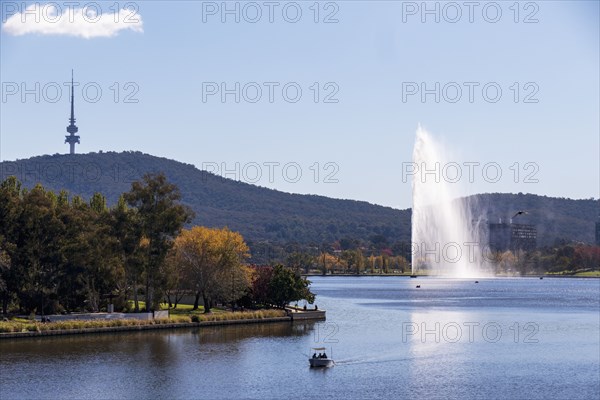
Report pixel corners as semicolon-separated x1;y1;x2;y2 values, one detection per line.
1;277;599;399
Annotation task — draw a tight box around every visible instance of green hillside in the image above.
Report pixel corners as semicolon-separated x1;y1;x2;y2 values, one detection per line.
0;152;409;244
1;152;597;247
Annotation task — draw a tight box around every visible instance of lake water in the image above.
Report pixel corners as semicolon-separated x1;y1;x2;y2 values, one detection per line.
1;277;599;399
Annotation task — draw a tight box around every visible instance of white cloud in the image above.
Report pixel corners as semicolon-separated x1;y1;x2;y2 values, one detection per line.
2;3;143;38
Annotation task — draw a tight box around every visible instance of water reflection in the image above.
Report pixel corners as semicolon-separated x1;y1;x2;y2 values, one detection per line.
1;321;315;351
1;322;318;400
196;321;316;344
1;278;599;400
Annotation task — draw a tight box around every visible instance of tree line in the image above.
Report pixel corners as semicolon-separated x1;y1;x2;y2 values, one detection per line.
260;234;599;276
487;244;600;275
281;244;599;276
0;174;314;315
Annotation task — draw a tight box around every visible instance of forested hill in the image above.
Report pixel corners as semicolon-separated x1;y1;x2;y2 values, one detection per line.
0;152;409;244
1;152;597;246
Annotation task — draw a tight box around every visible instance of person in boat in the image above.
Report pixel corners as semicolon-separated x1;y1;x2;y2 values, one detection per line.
312;353;317;359
322;352;328;359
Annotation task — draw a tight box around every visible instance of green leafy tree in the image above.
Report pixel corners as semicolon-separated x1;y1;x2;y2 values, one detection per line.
109;195;145;312
0;247;11;314
0;177;21;314
124;173;194;310
267;265;315;308
66;197;123;312
14;184;65;314
89;192;107;213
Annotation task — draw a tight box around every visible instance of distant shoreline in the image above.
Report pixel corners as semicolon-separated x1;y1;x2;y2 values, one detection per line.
303;273;599;278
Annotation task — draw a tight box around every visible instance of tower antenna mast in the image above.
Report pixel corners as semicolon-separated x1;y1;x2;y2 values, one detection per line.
65;69;80;154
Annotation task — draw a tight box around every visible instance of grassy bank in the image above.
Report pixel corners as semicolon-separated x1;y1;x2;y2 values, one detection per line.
574;271;600;277
544;270;600;277
0;309;286;334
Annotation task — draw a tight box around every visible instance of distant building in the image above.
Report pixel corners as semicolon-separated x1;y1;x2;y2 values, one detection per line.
488;223;511;252
488;222;537;252
511;224;537;251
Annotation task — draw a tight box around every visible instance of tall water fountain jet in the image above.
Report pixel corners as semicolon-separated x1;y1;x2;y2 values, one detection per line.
411;126;489;278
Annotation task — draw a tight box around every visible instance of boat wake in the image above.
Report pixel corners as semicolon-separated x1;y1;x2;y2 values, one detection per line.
334;351;461;366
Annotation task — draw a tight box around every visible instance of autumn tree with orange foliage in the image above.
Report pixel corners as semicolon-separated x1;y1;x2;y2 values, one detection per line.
172;226;251;313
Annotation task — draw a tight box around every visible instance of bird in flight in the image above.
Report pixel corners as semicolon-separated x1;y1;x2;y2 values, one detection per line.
513;211;529;218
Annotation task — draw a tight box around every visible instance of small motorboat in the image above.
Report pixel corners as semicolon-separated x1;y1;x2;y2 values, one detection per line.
309;347;334;368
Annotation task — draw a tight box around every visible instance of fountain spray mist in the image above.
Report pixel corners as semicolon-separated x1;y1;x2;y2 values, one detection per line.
411;126;490;278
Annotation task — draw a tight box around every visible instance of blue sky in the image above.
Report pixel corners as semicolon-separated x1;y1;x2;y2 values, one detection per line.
1;1;598;209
